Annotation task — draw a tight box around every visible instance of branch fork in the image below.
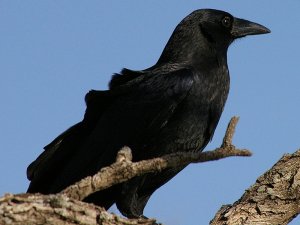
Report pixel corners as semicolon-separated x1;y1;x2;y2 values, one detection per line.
62;116;251;201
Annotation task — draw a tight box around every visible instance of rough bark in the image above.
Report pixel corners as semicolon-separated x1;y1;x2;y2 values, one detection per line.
210;149;300;225
0;193;156;225
0;117;299;224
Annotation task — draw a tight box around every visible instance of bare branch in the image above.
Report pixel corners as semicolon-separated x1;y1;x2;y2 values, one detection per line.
1;117;300;224
221;116;239;148
61;116;251;201
1;149;299;224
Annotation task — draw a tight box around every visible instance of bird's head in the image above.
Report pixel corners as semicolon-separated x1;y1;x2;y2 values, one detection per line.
157;9;270;66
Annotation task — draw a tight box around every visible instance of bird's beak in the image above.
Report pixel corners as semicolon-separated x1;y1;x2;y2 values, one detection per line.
231;18;271;38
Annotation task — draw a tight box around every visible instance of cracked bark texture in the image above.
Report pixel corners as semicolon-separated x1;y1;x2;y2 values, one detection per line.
0;193;157;225
210;149;300;225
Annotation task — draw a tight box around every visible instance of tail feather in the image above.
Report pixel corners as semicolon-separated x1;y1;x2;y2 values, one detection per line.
27;122;88;193
27;89;117;194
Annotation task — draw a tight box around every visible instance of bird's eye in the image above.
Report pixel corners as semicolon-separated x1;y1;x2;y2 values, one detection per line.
221;16;232;28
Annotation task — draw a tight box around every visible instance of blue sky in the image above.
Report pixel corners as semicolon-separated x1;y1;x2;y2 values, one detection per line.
0;1;299;224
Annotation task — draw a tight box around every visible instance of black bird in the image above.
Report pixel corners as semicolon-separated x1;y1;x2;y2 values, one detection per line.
27;9;270;218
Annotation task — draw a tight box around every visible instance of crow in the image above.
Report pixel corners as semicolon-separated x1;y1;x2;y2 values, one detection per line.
27;9;270;218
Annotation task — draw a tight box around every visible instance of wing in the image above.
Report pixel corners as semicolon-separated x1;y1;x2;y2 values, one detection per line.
27;89;113;191
64;67;195;173
26;69;140;185
27;67;195;195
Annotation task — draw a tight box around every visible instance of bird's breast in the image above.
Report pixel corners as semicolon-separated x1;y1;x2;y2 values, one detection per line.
159;68;230;153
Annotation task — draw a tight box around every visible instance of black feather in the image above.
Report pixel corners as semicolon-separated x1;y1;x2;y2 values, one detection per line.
109;68;144;89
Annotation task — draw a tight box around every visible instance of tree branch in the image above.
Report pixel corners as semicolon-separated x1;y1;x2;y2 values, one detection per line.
210;149;300;225
1;117;299;224
61;116;251;201
0;193;157;225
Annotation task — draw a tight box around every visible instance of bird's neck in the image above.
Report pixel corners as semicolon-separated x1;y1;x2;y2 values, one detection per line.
156;45;228;75
156;32;229;71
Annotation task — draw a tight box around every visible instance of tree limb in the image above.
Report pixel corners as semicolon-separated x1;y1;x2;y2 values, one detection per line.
0;193;157;225
210;149;300;225
61;116;251;201
1;117;299;224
